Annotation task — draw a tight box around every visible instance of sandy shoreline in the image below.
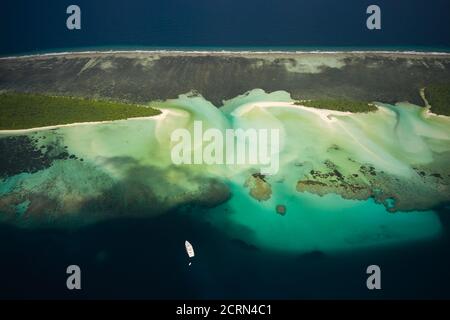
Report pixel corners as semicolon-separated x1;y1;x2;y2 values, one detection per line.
0;113;166;135
2;49;450;61
2;99;448;135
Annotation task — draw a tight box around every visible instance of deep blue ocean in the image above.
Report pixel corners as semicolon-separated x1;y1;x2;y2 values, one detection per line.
1;206;450;299
1;0;450;55
1;0;450;299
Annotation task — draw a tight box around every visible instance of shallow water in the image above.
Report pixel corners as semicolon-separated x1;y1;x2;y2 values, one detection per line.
2;89;450;246
206;182;443;253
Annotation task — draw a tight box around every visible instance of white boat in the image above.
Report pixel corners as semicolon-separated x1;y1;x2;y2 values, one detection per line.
185;240;195;258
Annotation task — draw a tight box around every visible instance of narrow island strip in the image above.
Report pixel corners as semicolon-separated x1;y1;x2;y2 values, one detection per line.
0;92;161;131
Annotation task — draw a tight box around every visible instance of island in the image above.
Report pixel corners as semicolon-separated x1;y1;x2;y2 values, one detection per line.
0;92;160;130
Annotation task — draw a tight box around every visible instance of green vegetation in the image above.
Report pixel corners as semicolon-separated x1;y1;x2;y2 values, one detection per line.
294;99;377;113
0;92;161;130
425;84;450;116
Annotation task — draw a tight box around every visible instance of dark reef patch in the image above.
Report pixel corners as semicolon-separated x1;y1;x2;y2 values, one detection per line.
0;136;53;179
297;159;450;212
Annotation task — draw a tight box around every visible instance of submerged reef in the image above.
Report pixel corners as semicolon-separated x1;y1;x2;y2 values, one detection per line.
0;154;231;227
244;173;272;201
295;157;450;212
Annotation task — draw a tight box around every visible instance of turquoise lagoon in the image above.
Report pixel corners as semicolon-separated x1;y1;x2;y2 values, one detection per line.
2;89;448;255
